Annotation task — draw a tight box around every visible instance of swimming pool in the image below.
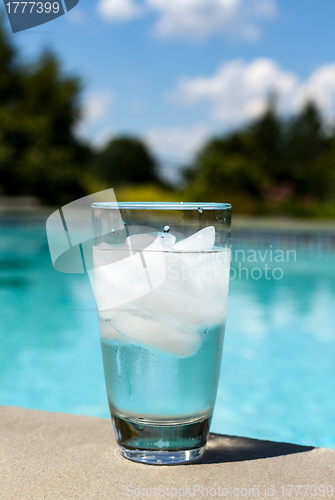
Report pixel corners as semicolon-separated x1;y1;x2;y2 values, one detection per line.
1;224;334;449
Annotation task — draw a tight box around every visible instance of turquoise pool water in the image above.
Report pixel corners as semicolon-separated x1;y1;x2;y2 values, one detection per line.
0;226;334;449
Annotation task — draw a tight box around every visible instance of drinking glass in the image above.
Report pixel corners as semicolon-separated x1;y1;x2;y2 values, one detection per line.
91;202;231;464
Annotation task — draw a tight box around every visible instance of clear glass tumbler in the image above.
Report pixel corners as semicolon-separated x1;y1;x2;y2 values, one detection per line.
91;202;231;464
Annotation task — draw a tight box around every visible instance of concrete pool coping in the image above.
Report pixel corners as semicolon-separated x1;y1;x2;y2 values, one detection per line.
1;406;334;500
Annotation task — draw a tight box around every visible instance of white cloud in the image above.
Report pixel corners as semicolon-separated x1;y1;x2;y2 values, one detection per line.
91;127;116;149
97;0;277;41
144;125;210;184
75;91;116;141
145;125;210;162
82;91;116;124
147;0;277;41
171;58;335;125
296;64;335;118
97;0;143;21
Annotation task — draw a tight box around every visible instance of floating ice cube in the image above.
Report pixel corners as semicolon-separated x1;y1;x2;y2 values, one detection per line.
172;226;215;252
99;310;201;357
96;242;113;249
93;225;230;356
125;233;156;252
158;232;176;246
91;253;148;310
90;235;167;310
136;289;226;326
161;247;231;299
93;242;131;268
161;251;212;298
204;248;231;297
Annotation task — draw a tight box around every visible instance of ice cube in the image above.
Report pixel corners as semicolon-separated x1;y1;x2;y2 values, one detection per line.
125;233;157;253
158;232;176;246
134;289;226;326
91;234;167;310
93;226;229;356
161;251;212;298
93;243;131;268
91;253;150;310
101;310;201;357
172;226;215;252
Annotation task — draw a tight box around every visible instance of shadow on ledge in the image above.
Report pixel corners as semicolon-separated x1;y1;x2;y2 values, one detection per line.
195;433;315;465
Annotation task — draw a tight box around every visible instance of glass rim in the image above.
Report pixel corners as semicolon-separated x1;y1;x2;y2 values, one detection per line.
92;202;231;210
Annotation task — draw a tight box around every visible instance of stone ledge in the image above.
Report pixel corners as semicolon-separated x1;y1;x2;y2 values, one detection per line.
0;406;334;500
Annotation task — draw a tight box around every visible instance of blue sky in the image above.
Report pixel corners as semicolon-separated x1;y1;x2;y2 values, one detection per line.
5;0;335;182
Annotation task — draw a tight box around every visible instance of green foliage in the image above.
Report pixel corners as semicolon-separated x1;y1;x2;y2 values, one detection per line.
186;100;335;217
114;183;182;202
0;19;90;205
0;14;335;218
94;136;159;187
0;15;162;206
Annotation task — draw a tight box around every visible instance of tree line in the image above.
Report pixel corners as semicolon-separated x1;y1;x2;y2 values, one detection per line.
0;19;334;217
0;19;159;206
185;100;335;216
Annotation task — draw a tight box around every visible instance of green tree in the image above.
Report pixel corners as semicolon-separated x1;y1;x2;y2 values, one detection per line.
281;102;331;197
186;99;335;215
95;136;158;186
186;103;282;204
0;19;91;205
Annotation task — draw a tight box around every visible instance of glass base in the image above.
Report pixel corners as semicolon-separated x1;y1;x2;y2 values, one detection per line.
112;414;210;465
119;444;206;465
